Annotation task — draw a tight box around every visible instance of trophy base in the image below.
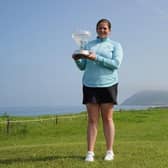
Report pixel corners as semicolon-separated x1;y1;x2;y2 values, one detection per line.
73;50;90;59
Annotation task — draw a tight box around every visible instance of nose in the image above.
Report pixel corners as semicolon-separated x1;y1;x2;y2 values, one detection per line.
98;27;106;32
99;28;104;31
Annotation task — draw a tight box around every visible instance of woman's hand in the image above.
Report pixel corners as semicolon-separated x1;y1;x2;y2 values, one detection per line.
72;52;96;61
86;52;96;60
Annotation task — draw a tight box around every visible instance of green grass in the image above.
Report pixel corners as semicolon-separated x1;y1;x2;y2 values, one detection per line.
0;109;168;168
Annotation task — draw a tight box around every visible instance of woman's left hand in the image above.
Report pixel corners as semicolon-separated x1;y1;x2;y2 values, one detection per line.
86;52;96;60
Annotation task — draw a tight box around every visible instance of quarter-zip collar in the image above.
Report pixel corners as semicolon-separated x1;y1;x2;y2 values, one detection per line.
96;36;109;42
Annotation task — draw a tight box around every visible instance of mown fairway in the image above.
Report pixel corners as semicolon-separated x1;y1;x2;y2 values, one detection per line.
0;109;168;168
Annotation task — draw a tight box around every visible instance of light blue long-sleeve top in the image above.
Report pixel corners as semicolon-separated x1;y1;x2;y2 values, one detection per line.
74;37;123;87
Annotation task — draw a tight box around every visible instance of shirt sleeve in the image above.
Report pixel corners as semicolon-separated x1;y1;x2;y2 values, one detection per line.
95;42;123;70
74;59;87;70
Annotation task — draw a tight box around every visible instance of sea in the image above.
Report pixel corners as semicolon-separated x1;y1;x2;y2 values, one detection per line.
0;105;153;117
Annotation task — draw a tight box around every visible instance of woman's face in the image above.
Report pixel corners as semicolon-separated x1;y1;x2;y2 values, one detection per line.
96;22;111;39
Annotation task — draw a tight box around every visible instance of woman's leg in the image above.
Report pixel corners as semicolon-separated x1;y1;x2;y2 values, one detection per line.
86;103;100;152
100;103;115;151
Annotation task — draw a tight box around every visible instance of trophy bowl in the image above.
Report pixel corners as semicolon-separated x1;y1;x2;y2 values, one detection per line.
72;30;91;58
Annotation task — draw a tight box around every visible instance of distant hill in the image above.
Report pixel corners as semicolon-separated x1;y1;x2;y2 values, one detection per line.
121;90;168;106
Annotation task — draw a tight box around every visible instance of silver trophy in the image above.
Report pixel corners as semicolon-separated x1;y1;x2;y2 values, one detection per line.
72;30;91;58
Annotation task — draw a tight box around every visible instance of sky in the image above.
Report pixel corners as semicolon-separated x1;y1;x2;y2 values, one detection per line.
0;0;168;107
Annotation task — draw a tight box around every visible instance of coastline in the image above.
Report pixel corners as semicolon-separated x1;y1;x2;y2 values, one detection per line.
0;105;159;117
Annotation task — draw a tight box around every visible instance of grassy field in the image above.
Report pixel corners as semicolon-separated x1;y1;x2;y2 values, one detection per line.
0;108;168;168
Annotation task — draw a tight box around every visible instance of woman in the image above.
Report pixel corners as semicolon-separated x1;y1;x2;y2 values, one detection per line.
72;18;123;161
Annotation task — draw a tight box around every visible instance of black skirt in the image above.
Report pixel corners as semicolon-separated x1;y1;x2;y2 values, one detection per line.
82;83;118;104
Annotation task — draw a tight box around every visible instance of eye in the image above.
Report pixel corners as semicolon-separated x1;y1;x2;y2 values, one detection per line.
98;27;107;30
